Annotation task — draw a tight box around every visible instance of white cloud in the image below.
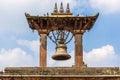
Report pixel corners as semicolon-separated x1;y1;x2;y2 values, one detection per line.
84;45;120;67
0;0;77;35
89;0;120;14
0;48;33;70
17;39;40;66
17;39;39;54
1;39;119;70
47;45;120;67
17;39;75;67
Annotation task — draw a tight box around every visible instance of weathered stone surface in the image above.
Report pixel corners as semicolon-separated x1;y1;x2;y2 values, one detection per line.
1;75;120;80
4;67;120;75
0;67;119;80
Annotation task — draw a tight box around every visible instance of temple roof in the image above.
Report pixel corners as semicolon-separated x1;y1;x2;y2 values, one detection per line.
25;3;99;34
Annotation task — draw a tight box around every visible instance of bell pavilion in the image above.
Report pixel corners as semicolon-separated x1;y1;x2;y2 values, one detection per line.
25;2;99;67
0;3;120;80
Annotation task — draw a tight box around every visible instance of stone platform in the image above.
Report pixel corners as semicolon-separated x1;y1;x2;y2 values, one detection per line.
1;67;120;80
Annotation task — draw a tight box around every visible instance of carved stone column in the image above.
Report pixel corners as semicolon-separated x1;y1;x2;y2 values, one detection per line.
74;34;83;67
40;34;47;67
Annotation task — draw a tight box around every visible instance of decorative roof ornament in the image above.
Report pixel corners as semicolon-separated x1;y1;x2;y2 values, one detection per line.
66;3;70;13
51;3;74;16
53;3;58;13
59;2;64;13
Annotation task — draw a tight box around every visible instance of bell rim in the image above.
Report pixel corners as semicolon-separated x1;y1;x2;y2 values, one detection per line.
52;54;71;60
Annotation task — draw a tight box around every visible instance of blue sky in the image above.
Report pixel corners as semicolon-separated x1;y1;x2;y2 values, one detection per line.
0;0;120;70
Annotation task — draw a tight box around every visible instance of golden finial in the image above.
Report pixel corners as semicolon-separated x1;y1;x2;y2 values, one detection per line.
53;3;58;13
59;2;64;13
66;3;70;13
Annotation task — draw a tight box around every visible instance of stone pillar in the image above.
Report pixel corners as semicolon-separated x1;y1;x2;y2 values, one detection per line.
40;34;47;67
74;34;83;67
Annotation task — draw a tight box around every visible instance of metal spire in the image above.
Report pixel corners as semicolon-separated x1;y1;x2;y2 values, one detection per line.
53;3;58;13
59;2;64;13
66;3;70;13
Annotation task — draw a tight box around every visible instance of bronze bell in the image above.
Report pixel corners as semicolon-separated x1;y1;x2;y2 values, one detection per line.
52;41;71;60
